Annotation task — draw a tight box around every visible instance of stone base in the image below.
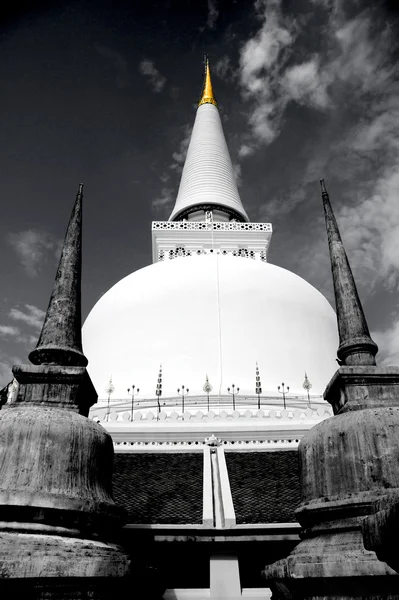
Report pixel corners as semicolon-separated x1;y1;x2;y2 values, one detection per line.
0;529;163;599
324;366;399;414
263;527;399;599
362;492;399;573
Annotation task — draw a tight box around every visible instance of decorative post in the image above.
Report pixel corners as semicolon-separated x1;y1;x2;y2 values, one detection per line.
227;384;239;411
255;362;262;409
263;180;399;599
177;385;189;414
0;185;134;597
278;382;289;410
302;372;312;408
203;374;213;412
155;364;162;417
105;375;115;419
127;384;140;422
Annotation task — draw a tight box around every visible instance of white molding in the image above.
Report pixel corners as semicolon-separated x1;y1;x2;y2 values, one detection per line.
151;221;272;264
122;522;299;531
203;447;214;527
163;589;271;600
163;590;210;599
216;446;236;528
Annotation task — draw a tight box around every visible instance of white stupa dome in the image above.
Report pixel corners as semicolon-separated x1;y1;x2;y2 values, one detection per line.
82;253;338;400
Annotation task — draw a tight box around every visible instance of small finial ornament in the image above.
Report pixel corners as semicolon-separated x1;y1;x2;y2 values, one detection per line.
198;55;217;107
155;364;163;414
255;362;262;409
205;434;222;447
105;376;115;399
303;372;312;408
203;374;213;395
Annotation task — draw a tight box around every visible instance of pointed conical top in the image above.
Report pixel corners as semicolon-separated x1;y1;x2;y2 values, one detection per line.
199;56;217;107
169;58;249;222
320;179;378;366
29;184;88;367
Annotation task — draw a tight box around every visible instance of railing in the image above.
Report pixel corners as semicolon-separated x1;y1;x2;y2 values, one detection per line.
92;394;332;423
93;405;332;423
152;221;272;232
95;393;325;412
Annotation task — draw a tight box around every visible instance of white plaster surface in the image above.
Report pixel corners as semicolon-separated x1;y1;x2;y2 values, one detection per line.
210;555;241;598
169;104;249;222
83;253;338;400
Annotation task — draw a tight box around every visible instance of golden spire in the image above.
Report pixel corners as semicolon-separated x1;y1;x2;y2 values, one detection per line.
198;56;217;108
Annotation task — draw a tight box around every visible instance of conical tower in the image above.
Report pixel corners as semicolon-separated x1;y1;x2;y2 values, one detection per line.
152;58;271;265
320;179;378;366
169;58;249;223
29;183;87;367
0;185;132;596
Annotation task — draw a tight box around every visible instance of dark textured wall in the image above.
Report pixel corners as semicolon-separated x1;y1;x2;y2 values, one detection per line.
226;451;300;524
113;453;203;524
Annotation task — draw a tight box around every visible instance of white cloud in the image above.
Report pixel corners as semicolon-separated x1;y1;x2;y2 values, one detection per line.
238;0;294;155
232;163;242;187
9;304;45;330
0;325;21;337
152;187;174;217
207;0;219;29
170;124;192;172
283;57;330;109
373;320;399;367
7;230;61;278
139;59;166;93
214;56;233;81
0;352;21;389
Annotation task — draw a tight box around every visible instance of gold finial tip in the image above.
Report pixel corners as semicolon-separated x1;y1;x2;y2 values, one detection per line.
199;57;217;107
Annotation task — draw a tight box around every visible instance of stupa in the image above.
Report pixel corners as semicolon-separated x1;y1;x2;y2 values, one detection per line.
82;59;338;414
78;59;342;599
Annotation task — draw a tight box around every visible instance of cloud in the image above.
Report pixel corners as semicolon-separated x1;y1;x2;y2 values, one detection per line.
0;325;21;337
207;0;219;29
170;124;192;172
373;319;399;367
152;187;174;217
0;304;44;349
238;0;294;153
9;304;45;330
214;56;234;81
94;44;130;89
0;352;21;389
7;230;62;278
236;2;399;301
237;2;394;158
139;59;166;93
283;57;330;109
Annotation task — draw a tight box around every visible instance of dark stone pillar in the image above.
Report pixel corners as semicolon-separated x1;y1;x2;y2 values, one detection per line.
0;186;143;598
263;182;399;599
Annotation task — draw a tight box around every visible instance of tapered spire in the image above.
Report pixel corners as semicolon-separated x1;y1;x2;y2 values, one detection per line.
198;56;217;107
169;58;249;222
29;184;88;367
320;179;378;365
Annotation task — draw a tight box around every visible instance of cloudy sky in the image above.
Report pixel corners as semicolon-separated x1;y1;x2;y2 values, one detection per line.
0;0;398;387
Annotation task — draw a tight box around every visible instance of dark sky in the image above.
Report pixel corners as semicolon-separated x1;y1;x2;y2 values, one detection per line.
0;0;399;385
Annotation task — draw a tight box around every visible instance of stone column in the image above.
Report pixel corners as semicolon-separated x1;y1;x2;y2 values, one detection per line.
0;186;156;598
263;181;399;599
